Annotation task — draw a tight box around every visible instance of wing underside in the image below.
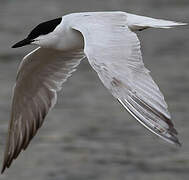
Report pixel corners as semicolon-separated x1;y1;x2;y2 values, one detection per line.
2;47;85;173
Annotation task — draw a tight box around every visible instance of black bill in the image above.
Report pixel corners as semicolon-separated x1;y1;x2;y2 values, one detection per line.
12;38;32;48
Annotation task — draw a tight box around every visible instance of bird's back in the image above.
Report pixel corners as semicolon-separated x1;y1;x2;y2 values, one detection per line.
64;11;186;32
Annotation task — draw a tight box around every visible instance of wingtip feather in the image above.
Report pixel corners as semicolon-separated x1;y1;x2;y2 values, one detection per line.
1;166;5;174
117;98;181;147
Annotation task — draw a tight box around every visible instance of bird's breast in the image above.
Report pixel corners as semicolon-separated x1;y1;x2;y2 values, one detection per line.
54;24;84;51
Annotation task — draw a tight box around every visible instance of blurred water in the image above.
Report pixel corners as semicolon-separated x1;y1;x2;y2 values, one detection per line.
0;0;189;180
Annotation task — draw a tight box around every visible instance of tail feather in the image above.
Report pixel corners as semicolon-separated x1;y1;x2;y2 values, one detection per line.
126;13;187;31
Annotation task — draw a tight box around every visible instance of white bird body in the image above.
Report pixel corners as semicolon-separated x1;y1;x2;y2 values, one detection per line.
34;11;185;50
1;11;186;173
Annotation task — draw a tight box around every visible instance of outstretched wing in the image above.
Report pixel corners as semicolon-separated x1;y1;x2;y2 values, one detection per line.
2;47;85;173
71;12;180;146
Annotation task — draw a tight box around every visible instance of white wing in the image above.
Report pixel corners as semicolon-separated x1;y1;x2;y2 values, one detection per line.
71;12;180;146
2;47;85;172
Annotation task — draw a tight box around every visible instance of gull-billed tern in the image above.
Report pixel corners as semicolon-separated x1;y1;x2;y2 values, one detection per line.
1;11;187;173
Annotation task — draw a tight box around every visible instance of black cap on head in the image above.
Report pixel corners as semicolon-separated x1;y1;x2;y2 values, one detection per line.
27;17;62;40
12;17;62;48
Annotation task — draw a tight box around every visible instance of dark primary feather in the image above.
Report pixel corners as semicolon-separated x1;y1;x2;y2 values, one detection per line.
118;94;181;146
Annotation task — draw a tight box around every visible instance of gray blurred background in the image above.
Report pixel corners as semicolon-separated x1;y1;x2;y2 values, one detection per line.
0;0;189;180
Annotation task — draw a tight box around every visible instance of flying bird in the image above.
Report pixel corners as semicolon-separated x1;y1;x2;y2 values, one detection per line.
1;11;186;173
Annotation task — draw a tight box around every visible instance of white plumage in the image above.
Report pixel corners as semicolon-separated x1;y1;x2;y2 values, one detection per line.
2;11;186;173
